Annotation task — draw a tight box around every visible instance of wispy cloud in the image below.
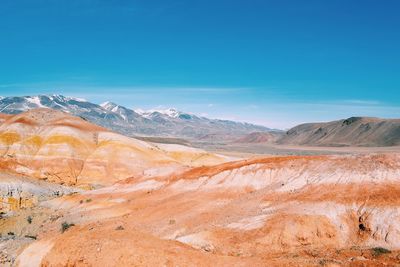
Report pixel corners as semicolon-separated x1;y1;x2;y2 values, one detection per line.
339;99;382;105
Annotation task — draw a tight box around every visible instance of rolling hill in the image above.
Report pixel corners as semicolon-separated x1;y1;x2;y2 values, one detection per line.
0;109;229;187
278;117;400;147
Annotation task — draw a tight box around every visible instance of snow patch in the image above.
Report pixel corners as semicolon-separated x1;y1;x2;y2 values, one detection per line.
135;108;181;118
100;101;116;109
101;102;128;120
49;94;87;102
26;96;45;107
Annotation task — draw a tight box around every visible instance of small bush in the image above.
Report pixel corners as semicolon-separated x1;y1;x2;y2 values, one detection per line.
85;198;92;203
371;247;391;257
27;216;33;224
318;259;340;266
61;222;75;233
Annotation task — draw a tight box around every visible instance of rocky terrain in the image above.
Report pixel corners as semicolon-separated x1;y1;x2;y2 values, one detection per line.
0;108;232;266
0;95;271;140
0;108;399;266
279;117;400;147
0;172;76;213
0;172;77;266
9;153;400;266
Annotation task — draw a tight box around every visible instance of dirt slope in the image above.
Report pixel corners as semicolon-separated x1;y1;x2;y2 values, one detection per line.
278;117;400;147
0;109;229;187
15;153;400;266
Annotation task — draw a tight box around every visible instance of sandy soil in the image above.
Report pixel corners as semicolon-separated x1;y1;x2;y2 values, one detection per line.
2;109;400;266
202;143;400;158
10;153;400;266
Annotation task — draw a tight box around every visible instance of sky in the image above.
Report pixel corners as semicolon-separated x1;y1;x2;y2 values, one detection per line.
0;0;399;129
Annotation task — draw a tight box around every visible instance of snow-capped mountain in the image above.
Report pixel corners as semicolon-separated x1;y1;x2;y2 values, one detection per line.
0;95;272;140
100;101;142;121
0;95;94;114
135;108;182;119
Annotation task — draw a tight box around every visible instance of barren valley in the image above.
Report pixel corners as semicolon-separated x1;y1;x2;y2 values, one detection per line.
0;106;398;266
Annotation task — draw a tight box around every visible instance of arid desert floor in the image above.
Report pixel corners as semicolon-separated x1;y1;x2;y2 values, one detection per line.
0;109;400;266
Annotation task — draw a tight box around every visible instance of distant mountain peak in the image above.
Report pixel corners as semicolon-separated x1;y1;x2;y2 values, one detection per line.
25;96;46;107
100;101;119;110
100;101;137;121
45;94;87;102
135;108;182;118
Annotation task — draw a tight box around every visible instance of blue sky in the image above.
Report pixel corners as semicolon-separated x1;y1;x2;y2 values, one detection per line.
0;0;399;129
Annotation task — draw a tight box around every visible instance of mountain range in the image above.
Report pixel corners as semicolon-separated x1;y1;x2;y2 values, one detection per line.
0;95;271;140
1;95;399;147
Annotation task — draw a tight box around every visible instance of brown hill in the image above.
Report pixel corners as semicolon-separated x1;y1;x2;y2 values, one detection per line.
278;117;400;147
233;131;283;143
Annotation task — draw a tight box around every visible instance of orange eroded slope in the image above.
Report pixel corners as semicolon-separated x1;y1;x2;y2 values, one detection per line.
16;153;400;266
0;109;229;186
